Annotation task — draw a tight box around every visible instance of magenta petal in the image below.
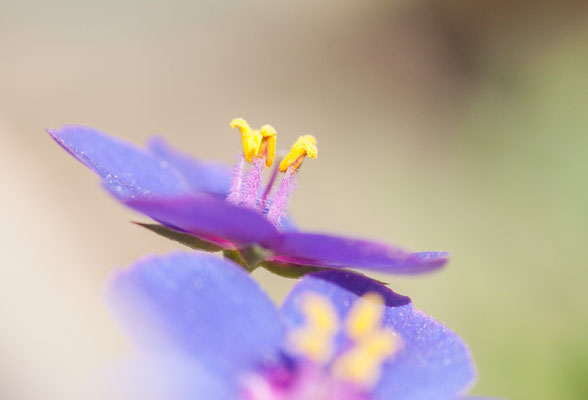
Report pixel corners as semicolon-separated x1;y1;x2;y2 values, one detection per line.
125;195;281;247
270;232;448;274
281;270;477;400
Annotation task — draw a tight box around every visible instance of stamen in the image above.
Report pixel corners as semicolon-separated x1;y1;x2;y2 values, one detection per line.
231;118;262;163
259;124;277;167
279;135;317;172
288;293;339;363
241;156;265;209
260;160;280;210
266;167;297;228
332;293;400;389
226;154;245;205
332;330;399;388
231;118;277;167
345;292;384;340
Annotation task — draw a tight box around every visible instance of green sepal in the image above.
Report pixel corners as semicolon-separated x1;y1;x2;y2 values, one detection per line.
260;260;326;279
133;222;224;252
223;246;273;273
222;249;253;271
240;245;274;270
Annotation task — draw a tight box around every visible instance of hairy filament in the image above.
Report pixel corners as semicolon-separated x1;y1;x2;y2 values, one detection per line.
241;157;265;209
260;161;280;210
226;154;245;205
267;167;297;228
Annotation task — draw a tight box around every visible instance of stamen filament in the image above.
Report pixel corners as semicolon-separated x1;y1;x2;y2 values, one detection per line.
267;167;297;228
228;119;317;227
226;154;245;205
241;157;265;209
260;159;280;210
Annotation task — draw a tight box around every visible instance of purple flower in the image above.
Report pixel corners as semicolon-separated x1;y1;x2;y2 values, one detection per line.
109;252;478;400
47;122;448;275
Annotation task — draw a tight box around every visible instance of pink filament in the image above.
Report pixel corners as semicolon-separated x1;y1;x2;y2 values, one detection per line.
241;157;265;209
260;161;280;210
226;154;245;205
267;167;297;228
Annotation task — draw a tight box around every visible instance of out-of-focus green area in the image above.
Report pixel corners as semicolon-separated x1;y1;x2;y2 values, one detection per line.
1;1;586;399
413;39;588;399
471;45;588;398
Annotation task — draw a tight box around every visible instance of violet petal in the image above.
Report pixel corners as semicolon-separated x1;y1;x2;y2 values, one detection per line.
108;252;284;381
125;195;281;247
281;270;477;400
271;232;448;274
47;125;192;200
147;136;231;196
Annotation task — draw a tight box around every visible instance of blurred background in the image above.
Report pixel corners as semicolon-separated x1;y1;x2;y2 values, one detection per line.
1;0;587;398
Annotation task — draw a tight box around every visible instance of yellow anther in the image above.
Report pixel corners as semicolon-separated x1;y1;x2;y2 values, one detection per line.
230;118;252;134
279;135;318;172
289;331;334;364
288;293;339;363
332;330;399;388
231;118;262;163
345;292;385;340
230;118;277;166
259;124;277;167
331;292;399;388
300;293;339;332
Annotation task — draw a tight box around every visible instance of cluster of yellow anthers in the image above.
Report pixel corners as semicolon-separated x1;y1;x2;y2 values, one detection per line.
230;118;317;172
289;292;400;389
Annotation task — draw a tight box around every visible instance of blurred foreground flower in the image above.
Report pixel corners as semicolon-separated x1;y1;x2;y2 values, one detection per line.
109;252;478;400
47;121;447;275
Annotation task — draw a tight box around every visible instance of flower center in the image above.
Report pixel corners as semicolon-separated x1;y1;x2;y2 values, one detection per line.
242;361;369;400
226;118;318;228
289;292;400;389
241;292;399;400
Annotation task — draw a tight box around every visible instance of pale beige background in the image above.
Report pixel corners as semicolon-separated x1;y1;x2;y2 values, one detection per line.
1;1;587;399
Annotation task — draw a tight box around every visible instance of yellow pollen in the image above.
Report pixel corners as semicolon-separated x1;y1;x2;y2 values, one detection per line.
332;330;399;388
278;135;318;172
331;292;400;389
345;292;385;340
288;293;339;363
230;118;261;163
230;118;277;166
259;124;277;167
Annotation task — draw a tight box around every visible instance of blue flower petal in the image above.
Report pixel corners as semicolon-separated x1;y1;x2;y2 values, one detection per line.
281;270;477;400
125;195;281;246
271;232;448;274
148;137;231;196
48;125;193;200
108;252;285;381
280;213;298;232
